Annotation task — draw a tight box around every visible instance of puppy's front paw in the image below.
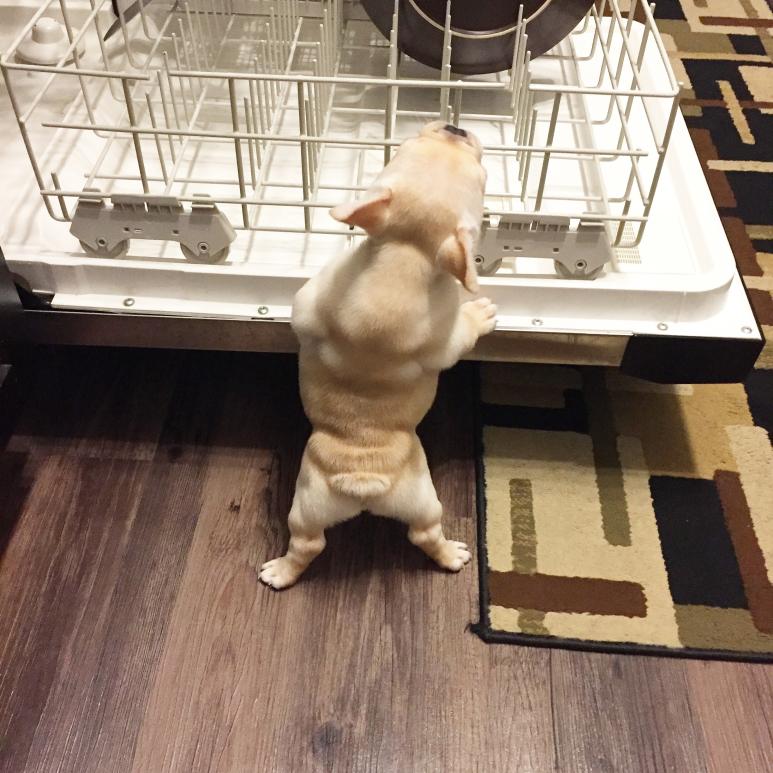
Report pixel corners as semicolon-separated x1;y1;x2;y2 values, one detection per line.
463;297;497;337
434;540;472;572
259;556;302;590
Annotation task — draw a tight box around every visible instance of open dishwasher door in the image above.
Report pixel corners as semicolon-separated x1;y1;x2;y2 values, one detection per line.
0;0;764;382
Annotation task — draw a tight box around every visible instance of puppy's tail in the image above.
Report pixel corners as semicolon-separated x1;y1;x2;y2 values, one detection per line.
329;473;391;499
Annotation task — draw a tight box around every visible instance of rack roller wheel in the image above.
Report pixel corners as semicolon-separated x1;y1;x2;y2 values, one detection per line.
180;243;230;264
79;239;128;259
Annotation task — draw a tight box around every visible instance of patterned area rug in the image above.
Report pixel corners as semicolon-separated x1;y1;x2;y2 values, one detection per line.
475;0;773;661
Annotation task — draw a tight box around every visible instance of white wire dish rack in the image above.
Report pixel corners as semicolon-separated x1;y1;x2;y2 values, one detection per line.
0;0;762;367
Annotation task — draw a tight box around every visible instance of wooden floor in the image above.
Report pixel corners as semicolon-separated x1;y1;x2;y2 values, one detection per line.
0;348;770;773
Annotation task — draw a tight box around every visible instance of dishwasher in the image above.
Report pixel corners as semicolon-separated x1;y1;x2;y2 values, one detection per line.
0;0;764;382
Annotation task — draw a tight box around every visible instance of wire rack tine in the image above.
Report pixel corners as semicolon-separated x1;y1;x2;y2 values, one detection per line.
384;0;399;165
228;78;249;227
244;96;258;189
145;92;168;184
297;81;312;230
439;1;452;122
156;70;178;162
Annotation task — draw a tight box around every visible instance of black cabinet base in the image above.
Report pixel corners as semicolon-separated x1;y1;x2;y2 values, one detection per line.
621;334;764;384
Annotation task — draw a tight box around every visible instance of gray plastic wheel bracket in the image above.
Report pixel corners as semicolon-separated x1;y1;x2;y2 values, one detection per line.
70;189;236;259
474;212;613;279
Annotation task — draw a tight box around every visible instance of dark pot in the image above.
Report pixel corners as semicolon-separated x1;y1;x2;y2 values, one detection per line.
361;0;595;75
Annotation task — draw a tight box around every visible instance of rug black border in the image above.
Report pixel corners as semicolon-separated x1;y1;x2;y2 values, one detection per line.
471;364;773;664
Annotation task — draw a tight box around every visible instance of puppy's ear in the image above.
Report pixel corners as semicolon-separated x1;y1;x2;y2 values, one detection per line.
436;224;479;293
330;186;392;233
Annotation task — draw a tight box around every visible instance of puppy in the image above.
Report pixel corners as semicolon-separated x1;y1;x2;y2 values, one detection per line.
260;121;497;589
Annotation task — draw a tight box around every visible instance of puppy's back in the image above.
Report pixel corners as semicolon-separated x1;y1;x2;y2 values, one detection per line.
294;238;458;498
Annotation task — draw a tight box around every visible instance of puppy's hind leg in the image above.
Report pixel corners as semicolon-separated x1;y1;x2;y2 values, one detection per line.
259;508;325;590
406;501;471;573
260;455;360;590
373;444;471;572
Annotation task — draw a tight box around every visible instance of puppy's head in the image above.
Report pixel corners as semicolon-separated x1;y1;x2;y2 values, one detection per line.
330;121;487;292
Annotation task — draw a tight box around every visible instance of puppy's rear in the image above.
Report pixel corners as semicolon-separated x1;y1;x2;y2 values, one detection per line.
300;329;439;500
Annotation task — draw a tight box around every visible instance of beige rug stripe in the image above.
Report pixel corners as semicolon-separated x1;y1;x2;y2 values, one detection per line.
528;433;633;581
490;605;524;633
543;435;681;648
728;426;773;583
741;0;767;22
487;428;680;646
718;80;754;144
490;606;551;636
681;0;767;35
604;372;694;395
484;430;606;580
483;439;517;573
758;252;773;274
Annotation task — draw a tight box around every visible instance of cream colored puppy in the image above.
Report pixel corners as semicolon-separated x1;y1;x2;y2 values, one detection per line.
260;122;497;589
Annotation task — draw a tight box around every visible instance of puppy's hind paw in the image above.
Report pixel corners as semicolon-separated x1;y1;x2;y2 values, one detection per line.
434;540;472;572
259;556;302;590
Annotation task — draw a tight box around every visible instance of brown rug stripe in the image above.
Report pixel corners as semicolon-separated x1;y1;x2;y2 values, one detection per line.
748;288;773;325
688;128;737;208
489;572;648;617
720;217;763;277
699;16;773;27
715;470;773;634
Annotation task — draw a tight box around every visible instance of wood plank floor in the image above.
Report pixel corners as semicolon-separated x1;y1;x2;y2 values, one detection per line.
0;348;770;773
